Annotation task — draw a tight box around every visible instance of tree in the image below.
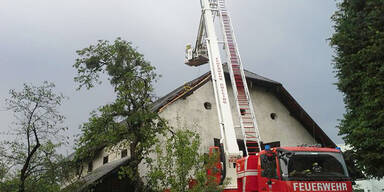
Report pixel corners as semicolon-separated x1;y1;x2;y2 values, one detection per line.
1;82;67;192
73;38;167;191
330;1;384;178
146;130;224;192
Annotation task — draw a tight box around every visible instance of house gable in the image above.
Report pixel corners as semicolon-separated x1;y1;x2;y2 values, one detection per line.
154;69;335;148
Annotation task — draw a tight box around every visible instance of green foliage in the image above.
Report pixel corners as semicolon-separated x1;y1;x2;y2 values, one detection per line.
330;1;384;178
0;177;19;192
146;130;224;192
73;38;167;191
1;82;68;192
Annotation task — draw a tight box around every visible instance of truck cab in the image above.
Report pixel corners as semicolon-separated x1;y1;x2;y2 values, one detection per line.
236;146;353;192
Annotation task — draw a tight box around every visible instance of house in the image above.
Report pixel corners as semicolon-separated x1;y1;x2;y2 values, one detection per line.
65;67;335;191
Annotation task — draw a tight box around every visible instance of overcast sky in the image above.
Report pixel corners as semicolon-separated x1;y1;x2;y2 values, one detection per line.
0;0;344;154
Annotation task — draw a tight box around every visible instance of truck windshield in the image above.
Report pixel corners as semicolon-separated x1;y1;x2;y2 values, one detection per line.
279;151;349;181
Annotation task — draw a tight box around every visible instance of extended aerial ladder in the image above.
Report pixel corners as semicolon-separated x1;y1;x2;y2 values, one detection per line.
185;1;353;191
185;0;262;189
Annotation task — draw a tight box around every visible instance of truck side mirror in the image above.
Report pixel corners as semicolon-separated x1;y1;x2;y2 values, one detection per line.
260;154;277;179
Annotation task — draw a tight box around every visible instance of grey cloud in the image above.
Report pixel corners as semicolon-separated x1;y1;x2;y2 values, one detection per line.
0;0;345;153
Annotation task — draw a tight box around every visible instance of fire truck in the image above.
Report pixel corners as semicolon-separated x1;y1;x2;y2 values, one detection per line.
185;0;353;191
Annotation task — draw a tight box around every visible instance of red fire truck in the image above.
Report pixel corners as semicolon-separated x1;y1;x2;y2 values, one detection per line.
236;146;352;192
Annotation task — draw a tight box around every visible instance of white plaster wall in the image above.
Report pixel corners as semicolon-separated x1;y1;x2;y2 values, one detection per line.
159;80;221;153
78;144;129;177
63;147;124;188
159;79;316;153
238;82;316;146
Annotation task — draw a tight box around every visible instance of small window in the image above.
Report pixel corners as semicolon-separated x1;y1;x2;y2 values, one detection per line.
204;102;212;110
103;156;109;164
270;113;277;120
240;108;246;116
121;149;128;158
88;162;93;173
